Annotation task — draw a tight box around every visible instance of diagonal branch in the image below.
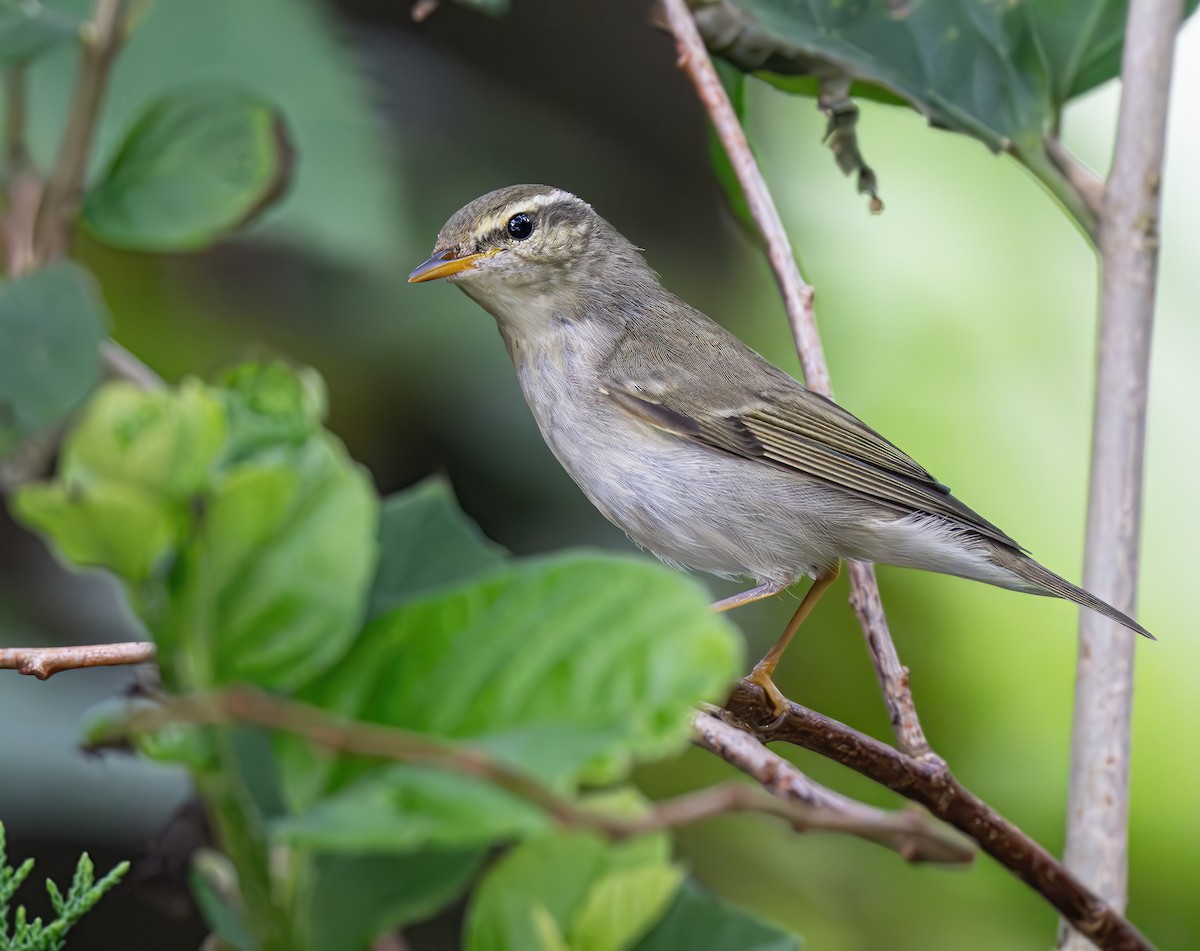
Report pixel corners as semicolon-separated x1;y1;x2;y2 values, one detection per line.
690;708;968;863
659;0;929;759
724;681;1153;951
1060;1;1181;947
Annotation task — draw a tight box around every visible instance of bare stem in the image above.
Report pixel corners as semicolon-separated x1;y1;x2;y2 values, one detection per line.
1060;0;1181;947
130;690;971;860
659;0;928;758
1045;135;1104;224
724;681;1153;951
4;64;39;276
32;0;126;263
0;641;156;679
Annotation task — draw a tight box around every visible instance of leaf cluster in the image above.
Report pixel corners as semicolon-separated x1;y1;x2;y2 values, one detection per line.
13;361;790;951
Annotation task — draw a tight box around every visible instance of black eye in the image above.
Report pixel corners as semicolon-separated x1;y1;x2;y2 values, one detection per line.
507;213;534;240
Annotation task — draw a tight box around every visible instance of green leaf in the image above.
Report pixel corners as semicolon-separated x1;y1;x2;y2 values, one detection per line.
11;377;224;582
191;435;378;691
61;378;228;497
27;0;406;266
0;0;81;63
305;851;484;951
281;553;740;806
274;765;548;852
213;361;328;460
13;479;183;582
1026;0;1200;103
368;476;508;620
14;364;379;693
570;865;685;951
466;828;682;951
82;86;291;252
0;263;107;458
632;881;799;951
702;0;1050;155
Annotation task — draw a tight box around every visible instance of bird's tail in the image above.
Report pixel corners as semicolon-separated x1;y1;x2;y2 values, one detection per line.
992;549;1155;640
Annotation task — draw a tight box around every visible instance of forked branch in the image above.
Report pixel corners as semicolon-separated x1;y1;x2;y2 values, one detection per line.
724;682;1152;951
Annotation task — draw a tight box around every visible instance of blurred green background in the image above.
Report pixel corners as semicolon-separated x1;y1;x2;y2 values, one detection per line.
0;0;1196;948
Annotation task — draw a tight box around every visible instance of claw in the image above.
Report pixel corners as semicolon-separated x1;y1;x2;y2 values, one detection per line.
746;663;788;721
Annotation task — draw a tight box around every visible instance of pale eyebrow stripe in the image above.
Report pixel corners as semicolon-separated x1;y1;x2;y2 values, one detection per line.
473;190;591;237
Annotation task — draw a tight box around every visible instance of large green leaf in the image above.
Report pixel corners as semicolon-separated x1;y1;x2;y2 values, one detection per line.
13;363;379;691
185;434;377;689
82;87;291;252
368;476;508;621
693;0;1197;179
0;0;81;63
305;851;484;951
465;827;683;951
0;263;107;459
279;553;741;807
694;0;1050;156
632;881;799;951
1026;0;1200;103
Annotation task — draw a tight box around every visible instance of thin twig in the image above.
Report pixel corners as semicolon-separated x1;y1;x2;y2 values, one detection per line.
1060;0;1181;947
32;0;126;263
0;641;156;679
101;340;165;389
690;708;969;863
1045;135;1104;224
723;681;1153;951
124;689;972;860
4;64;39;276
659;0;929;758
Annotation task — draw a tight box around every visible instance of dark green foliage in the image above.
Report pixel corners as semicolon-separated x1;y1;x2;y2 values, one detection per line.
0;822;128;951
0;264;107;460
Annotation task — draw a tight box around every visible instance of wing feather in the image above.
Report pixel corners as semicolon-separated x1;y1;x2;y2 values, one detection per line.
608;385;1022;550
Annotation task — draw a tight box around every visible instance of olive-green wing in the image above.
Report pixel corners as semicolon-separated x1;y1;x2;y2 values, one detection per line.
606;383;1023;550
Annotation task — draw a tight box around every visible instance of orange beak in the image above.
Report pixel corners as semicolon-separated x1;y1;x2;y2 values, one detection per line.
407;248;494;283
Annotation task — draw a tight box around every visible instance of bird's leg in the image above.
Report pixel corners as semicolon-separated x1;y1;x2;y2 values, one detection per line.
746;564;841;717
710;581;786;613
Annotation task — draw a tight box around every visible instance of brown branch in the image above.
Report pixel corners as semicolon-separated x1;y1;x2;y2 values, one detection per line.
1061;1;1181;946
690;708;970;864
0;641;156;679
32;0;126;263
126;689;970;861
659;0;927;758
724;681;1153;951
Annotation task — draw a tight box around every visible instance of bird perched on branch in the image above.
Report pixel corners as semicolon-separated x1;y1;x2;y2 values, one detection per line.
409;184;1153;712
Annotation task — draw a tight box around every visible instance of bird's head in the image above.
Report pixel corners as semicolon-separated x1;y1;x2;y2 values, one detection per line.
408;185;656;330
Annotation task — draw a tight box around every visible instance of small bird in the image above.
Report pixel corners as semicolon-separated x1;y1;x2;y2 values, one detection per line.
409;184;1153;711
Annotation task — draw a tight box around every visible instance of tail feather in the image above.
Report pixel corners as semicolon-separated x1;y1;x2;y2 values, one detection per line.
993;549;1155;640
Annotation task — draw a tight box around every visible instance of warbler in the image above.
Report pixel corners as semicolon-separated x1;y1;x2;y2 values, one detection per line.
409;184;1152;711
